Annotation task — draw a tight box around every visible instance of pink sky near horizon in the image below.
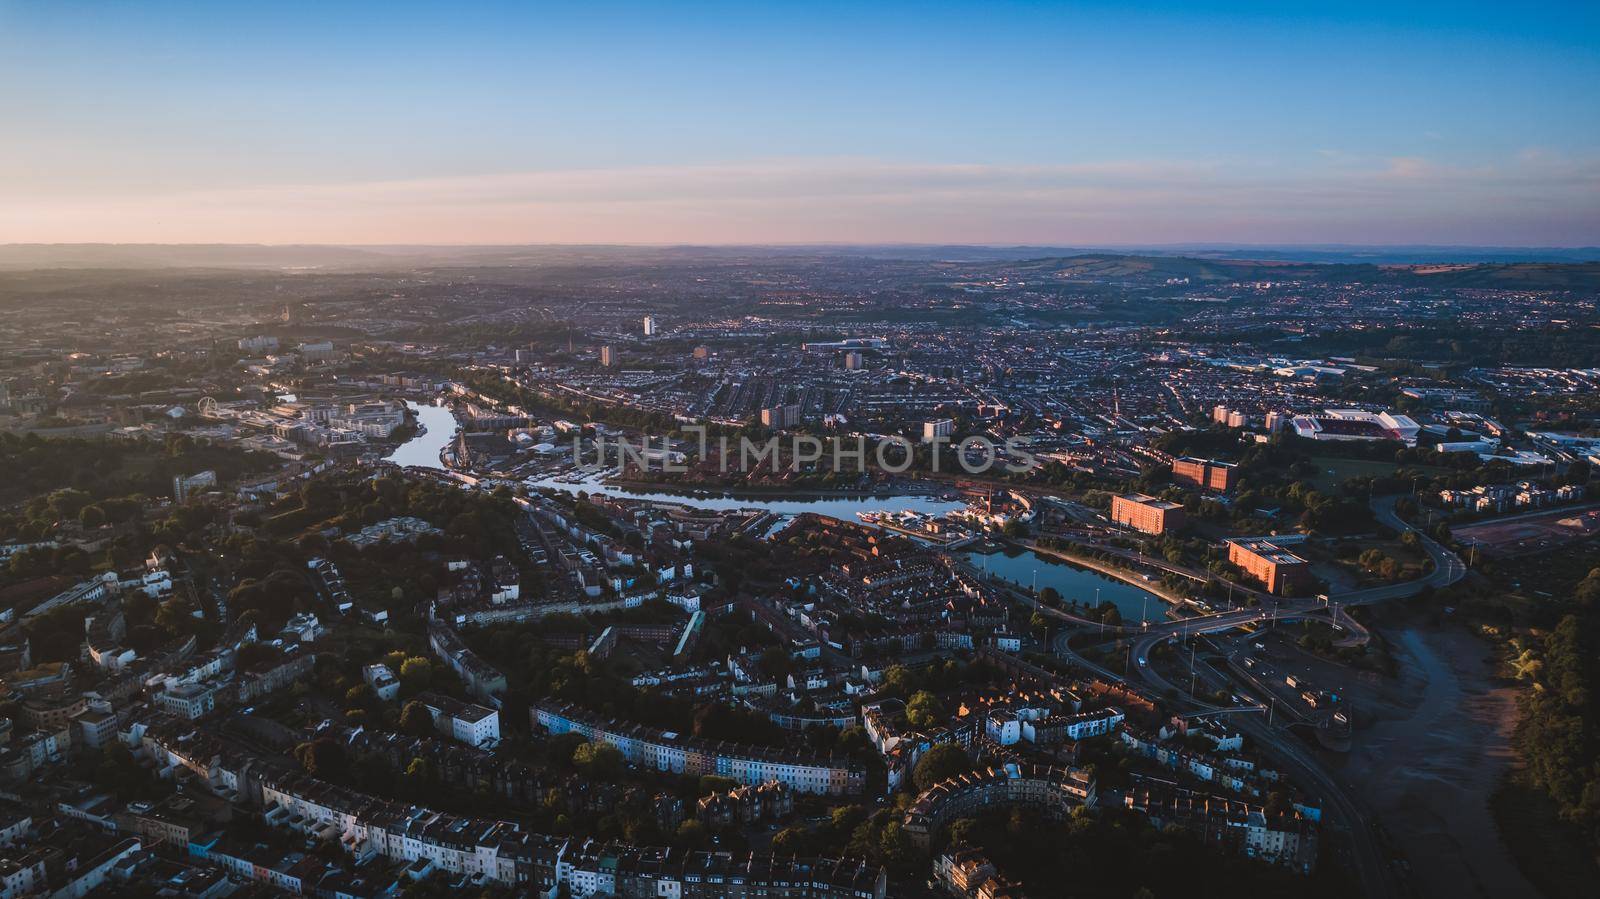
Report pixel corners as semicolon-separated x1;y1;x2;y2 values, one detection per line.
3;155;1596;247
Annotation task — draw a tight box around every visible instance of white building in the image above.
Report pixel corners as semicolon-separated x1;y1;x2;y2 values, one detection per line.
238;335;280;354
363;664;400;702
155;681;220;720
419;694;500;749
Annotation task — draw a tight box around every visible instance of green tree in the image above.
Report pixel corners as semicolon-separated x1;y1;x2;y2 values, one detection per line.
675;819;709;849
399;700;434;737
905;690;944;730
292;738;348;780
399;656;434;693
913;743;972;792
573;742;625;780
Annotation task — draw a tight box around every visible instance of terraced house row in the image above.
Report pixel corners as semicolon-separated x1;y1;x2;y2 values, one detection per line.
135;719;884;897
531;700;867;795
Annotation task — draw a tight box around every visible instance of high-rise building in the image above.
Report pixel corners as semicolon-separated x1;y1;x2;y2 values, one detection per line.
643;316;657;337
843;351;864;370
173;470;218;503
1111;493;1186;535
237;335;279;354
1172;457;1237;492
599;346;616;367
1213;405;1247;428
1264;410;1285;433
761;404;802;428
296;340;336;363
922;419;955;441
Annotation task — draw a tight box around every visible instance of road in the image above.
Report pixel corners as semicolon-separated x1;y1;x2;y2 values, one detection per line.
1117;494;1467;661
1045;496;1468;899
1052;624;1397;898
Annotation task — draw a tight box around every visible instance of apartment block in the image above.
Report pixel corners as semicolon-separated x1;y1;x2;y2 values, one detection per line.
1111;493;1186;535
1172;457;1237;492
1226;539;1313;596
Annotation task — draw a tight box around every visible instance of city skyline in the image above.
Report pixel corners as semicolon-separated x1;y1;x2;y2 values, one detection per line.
3;0;1598;246
4;5;1600;895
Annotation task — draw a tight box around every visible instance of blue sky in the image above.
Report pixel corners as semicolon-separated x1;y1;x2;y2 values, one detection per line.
2;1;1597;244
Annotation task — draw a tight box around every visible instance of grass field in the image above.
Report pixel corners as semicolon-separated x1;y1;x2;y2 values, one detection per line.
1304;456;1447;490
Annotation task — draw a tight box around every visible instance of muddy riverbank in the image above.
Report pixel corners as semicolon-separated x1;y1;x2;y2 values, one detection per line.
1335;623;1537;898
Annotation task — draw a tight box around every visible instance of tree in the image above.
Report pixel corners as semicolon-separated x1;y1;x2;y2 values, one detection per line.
398;657;433;693
573;742;624;780
905;690;943;730
698;775;738;796
830;805;868;834
771;825;811;855
546;732;588;768
1038;586;1062;607
913;743;972;792
674;819;709;849
399;700;435;737
1029;612;1051;639
836;726;871;757
293;738;347;780
405;756;435;782
947;816;978;847
877;819;914;868
757;646;792;680
883;665;917;697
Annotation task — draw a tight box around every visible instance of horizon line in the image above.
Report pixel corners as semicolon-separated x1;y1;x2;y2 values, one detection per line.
3;241;1599;251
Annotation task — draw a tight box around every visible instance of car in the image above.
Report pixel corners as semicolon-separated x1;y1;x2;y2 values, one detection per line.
1137;657;1148;667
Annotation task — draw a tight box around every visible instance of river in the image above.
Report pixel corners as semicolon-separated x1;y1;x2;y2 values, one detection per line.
403;424;1162;619
526;470;969;518
383;401;458;469
960;545;1165;624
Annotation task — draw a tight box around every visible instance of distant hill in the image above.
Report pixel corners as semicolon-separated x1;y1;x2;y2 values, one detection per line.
0;244;1596;289
1001;254;1334;282
994;254;1600;290
1119;244;1600;265
1383;261;1600;290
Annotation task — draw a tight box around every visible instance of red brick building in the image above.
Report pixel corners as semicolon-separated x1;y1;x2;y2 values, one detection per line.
1111;493;1186;535
1173;457;1238;492
1226;539;1313;595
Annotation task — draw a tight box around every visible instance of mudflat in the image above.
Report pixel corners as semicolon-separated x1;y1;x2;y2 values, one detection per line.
1335;625;1538;899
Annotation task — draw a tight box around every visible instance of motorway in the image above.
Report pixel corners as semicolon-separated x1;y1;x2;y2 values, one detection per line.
1046;496;1469;899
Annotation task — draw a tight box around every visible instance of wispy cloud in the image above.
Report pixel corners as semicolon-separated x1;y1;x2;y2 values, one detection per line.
2;154;1595;246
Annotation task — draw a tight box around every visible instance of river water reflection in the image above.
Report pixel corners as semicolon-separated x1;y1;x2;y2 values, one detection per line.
960;545;1165;624
383;401;458;469
527;470;969;518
